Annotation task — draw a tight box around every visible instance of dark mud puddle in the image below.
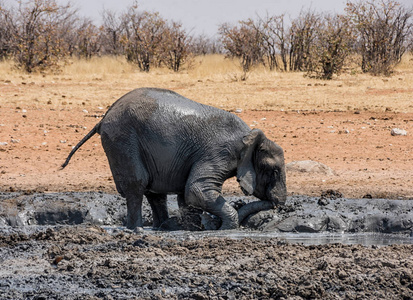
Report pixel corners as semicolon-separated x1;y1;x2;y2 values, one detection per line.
1;191;412;245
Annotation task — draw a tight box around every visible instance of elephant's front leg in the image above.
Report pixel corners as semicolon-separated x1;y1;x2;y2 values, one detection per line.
186;184;238;230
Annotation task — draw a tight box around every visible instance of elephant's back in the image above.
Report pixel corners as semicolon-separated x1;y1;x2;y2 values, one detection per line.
101;87;250;136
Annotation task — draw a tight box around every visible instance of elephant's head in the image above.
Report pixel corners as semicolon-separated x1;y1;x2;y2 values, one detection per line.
237;129;287;206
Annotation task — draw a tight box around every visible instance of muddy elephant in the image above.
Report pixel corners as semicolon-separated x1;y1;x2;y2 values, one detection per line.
61;88;287;230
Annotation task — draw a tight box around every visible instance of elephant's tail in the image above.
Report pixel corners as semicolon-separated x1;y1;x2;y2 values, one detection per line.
60;123;100;169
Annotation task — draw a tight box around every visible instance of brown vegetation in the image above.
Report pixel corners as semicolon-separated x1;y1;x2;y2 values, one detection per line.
1;0;412;77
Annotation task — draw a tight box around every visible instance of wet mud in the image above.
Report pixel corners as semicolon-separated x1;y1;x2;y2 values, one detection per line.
0;192;412;299
1;191;412;235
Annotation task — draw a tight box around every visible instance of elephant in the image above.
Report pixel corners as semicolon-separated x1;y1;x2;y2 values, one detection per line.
61;88;287;230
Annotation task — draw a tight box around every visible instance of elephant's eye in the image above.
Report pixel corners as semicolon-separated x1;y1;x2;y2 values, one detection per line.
266;169;277;179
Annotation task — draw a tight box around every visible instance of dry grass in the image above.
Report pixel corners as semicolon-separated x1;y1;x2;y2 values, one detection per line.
63;56;135;78
1;54;413;113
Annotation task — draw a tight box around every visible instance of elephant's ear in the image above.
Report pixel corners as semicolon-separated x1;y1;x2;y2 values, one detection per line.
237;129;264;195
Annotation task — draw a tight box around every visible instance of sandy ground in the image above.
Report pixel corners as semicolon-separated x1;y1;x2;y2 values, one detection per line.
0;105;412;199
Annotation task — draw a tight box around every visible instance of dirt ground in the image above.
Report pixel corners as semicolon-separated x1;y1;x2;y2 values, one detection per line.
0;225;411;299
0;105;412;199
0;70;413;299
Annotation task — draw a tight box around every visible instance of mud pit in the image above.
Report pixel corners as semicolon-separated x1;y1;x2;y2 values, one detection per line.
1;192;412;299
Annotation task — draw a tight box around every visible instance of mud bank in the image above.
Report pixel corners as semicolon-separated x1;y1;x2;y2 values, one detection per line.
1;192;413;299
0;226;412;299
1;191;412;236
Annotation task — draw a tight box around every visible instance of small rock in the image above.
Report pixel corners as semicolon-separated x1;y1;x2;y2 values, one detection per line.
0;142;8;146
235;108;243;113
321;189;343;199
391;128;407;136
82;109;88;113
338;270;348;279
318;198;330;206
286;160;336;176
53;256;64;265
11;139;20;143
133;227;144;234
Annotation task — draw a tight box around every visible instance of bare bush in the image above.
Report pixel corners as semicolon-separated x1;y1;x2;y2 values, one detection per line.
306;14;353;79
2;0;76;73
120;3;166;72
289;9;321;72
0;1;13;59
346;0;413;75
219;20;264;73
191;34;223;55
73;18;102;59
160;21;193;72
101;9;124;55
257;13;289;71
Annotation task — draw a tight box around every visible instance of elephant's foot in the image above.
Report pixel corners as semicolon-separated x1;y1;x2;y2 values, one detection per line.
216;202;239;230
219;220;238;230
126;215;143;230
125;205;143;230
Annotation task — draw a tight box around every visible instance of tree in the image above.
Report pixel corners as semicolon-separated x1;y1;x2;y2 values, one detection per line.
121;3;166;72
346;0;413;75
0;1;13;59
73;18;102;59
2;0;76;73
307;14;353;79
289;9;321;71
257;13;289;71
191;34;223;55
219;20;264;73
100;8;124;55
160;21;193;72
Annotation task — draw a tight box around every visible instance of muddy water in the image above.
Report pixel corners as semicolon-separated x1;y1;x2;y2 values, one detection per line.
158;230;413;246
1;191;412;245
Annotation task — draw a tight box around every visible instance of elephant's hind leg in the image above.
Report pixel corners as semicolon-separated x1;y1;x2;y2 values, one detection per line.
124;184;145;229
146;192;169;228
101;133;148;229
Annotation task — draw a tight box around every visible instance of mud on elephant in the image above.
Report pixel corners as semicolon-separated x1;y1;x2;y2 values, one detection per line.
61;88;287;230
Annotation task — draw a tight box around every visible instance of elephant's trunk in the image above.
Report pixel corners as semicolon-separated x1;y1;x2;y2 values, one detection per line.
237;200;275;224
